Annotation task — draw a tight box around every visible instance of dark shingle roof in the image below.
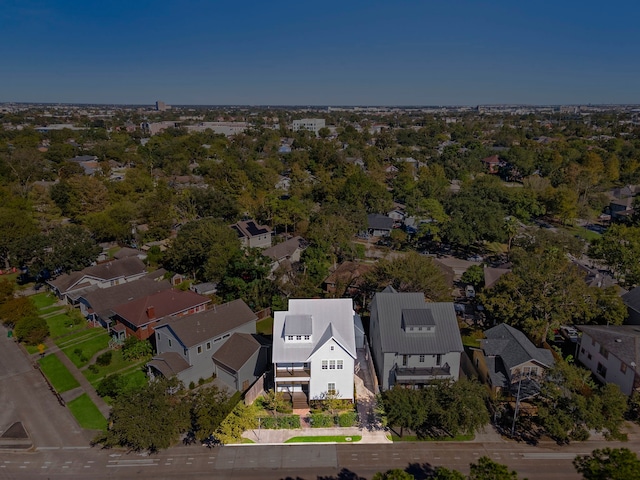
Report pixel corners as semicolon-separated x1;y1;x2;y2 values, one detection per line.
79;277;171;318
212;333;261;373
112;289;210;327
367;214;394;231
147;352;190;377
623;287;640;313
481;324;554;371
155;299;256;348
372;291;463;355
48;257;146;294
262;236;306;261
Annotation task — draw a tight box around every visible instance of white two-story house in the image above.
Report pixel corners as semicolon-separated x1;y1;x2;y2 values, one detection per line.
272;298;358;408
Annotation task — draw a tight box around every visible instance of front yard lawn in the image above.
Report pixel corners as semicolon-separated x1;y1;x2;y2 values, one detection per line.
30;292;58;310
61;331;110;368
284;435;361;443
46;313;86;339
38;354;80;393
67;394;107;430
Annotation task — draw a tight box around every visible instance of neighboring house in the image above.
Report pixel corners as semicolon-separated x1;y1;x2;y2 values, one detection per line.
481;155;501;174
190;282;218;296
149;299;264;391
576;325;640;396
608;196;635;222
262;236;306;274
367;214;394;237
483;266;512;289
623;287;640;325
47;256;147;303
230;219;273;249
111;289;210;341
112;247;147;261
322;261;373;297
369;286;464;390
77;275;172;328
272;298;358;407
472;324;554;398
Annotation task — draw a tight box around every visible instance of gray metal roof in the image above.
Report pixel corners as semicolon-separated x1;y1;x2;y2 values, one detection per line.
284;315;313;335
623;287;640;313
481;324;554;371
372;291;463;355
367;213;394;230
402;309;435;327
272;299;357;363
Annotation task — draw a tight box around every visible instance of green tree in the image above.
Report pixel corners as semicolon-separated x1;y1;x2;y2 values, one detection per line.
189;385;235;441
372;469;415;480
590;224;640;287
214;401;258;444
13;315;49;345
573;448;640;480
432;467;466;480
121;336;153;361
364;252;451;301
99;377;189;452
469;456;521;480
461;265;485;290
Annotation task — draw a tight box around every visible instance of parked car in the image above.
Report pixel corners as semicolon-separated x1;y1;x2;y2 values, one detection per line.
559;325;579;343
465;285;476;298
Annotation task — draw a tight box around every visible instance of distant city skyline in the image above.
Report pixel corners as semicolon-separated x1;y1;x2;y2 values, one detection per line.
2;1;639;106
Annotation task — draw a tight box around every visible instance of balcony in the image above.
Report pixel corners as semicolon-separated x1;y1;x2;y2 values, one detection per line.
394;363;451;383
274;368;311;380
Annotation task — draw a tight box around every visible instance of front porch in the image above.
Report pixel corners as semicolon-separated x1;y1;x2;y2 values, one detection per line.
394;364;452;387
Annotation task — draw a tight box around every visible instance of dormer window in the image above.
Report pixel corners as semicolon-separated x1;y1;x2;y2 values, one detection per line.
287;335;294;341
284;314;313;342
401;309;436;333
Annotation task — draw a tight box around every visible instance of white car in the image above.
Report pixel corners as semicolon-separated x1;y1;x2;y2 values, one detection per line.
560;326;579;342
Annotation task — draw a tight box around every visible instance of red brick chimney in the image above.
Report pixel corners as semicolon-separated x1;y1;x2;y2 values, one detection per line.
146;306;155;319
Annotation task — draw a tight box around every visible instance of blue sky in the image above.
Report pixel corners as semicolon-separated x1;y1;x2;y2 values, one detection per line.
1;0;638;105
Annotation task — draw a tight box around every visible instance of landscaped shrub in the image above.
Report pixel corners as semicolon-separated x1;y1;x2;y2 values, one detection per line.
189;381;196;390
73;347;88;363
310;413;333;428
122;337;153;361
96;373;126;398
96;351;113;367
338;411;358;427
88;364;99;374
260;415;301;429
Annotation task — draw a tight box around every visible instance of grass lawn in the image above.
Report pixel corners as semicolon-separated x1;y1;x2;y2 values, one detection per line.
284;435;361;443
256;316;273;336
61;332;110;368
30;292;58;310
84;350;140;383
238;438;256;444
38;354;80;393
560;225;601;243
67;394;107;430
391;434;474;442
46;313;87;339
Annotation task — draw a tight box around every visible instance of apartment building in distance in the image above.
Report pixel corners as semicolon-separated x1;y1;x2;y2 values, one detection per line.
292;118;326;136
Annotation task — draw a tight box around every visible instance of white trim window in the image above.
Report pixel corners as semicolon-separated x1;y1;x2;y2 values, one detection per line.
322;360;328;370
337;360;343;370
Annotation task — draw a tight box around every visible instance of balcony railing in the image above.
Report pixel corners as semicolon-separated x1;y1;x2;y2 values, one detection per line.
394;363;451;381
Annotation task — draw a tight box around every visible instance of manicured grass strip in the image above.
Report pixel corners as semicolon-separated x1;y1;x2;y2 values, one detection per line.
284;435;361;443
239;438;256;444
39;305;65;315
67;394;107;430
391;434;474;442
55;327;105;348
62;333;110;368
84;351;144;383
46;313;86;339
30;292;58;310
38;355;80;393
256;317;273;336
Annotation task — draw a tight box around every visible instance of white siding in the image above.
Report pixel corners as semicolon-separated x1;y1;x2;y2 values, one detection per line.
578;333;635;395
309;339;354;401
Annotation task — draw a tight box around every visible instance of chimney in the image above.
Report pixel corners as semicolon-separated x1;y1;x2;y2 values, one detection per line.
147;306;155;319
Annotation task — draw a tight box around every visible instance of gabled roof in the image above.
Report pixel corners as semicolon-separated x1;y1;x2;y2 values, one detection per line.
372;290;463;355
272;298;357;363
367;214;394;231
48;256;146;294
147;352;190;377
623;287;640;314
484;266;511;289
155;299;256;348
230;219;272;239
481;324;554;371
112;289;210;328
262;236;306;261
79;277;172;319
113;247;146;260
212;333;261;373
577;325;640;370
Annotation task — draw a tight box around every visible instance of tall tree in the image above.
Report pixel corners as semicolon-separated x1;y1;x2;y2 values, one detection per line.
573;448;640;480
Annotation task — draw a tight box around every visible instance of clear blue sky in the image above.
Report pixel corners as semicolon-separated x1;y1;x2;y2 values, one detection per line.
1;0;638;106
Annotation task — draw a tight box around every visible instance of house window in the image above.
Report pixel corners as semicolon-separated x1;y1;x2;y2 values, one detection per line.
402;355;408;366
214;337;221;342
206;342;211;350
327;383;336;395
329;360;336;370
168;338;172;347
435;354;442;366
304;335;310;340
621;363;627;374
580;347;585;354
596;363;607;378
587;353;592;360
296;335;302;340
419;355;425;363
599;346;609;359
523;366;539;377
330;346;334;351
197;345;202;354
322;360;328;370
337;360;343;370
223;334;230;339
287;335;294;341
